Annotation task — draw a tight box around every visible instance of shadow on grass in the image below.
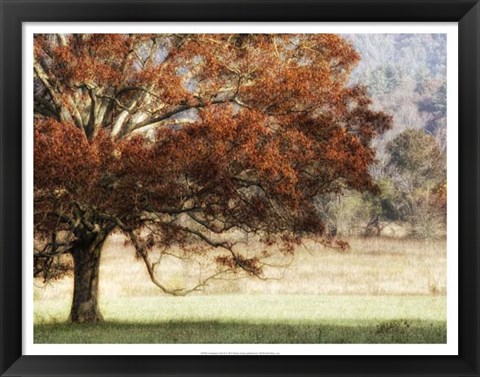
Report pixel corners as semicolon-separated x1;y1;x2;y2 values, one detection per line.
34;319;446;344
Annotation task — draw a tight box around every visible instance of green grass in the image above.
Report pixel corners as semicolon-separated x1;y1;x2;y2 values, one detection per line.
34;295;446;344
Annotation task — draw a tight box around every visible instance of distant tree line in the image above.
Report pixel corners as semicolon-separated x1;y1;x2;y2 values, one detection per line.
320;34;447;239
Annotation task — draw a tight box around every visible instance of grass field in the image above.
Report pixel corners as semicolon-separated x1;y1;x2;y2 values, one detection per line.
34;236;447;344
35;295;446;343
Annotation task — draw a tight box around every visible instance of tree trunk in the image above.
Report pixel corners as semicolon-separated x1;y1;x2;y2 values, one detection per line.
69;231;108;323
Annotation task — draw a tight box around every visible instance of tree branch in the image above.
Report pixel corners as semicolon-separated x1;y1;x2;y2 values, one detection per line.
129;97;250;133
33;62;62;119
34;238;75;258
126;229;235;296
86;87;97;138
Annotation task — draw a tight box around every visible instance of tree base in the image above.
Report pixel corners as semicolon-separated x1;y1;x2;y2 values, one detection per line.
69;308;104;324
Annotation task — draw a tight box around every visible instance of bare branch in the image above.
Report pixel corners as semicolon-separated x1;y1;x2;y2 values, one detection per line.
34;240;75;258
33;62;62;119
129;97;247;133
126;229;235;296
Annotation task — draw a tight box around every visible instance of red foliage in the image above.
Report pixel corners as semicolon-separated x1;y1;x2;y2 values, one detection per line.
34;33;391;262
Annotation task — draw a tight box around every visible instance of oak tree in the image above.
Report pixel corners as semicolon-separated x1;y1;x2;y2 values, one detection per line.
34;34;391;323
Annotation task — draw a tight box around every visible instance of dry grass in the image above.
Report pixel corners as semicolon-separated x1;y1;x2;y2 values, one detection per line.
266;237;447;296
34;235;446;301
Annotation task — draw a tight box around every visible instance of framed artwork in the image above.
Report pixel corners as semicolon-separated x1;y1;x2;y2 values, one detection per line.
1;0;479;376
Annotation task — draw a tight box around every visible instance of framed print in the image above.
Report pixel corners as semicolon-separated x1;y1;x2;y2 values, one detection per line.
1;0;479;376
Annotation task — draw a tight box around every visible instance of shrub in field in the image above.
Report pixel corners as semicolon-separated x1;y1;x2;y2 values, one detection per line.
315;192;381;236
385;129;446;239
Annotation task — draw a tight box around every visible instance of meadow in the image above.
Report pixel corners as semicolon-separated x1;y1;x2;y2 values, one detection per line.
34;235;447;344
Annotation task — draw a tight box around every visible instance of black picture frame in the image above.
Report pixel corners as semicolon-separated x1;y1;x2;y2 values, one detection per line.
1;0;479;376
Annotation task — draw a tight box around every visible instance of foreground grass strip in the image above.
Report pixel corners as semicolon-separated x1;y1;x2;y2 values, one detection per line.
34;319;446;344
